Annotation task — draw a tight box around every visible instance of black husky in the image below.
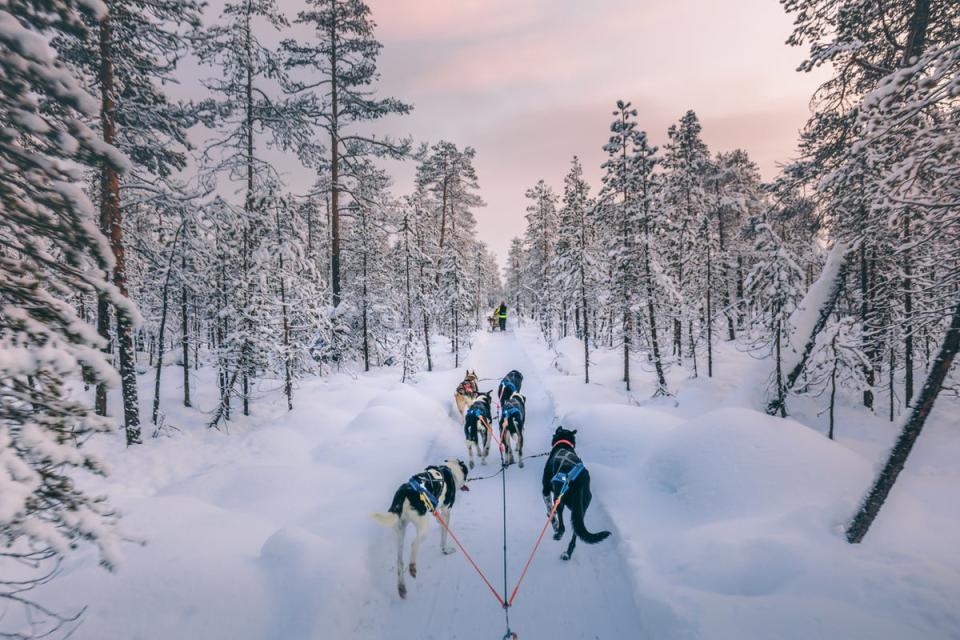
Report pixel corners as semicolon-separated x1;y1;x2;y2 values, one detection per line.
463;391;492;468
497;370;523;408
541;427;610;560
499;392;526;467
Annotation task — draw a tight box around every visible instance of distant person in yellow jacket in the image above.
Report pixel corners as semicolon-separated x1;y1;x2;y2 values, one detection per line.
496;302;508;332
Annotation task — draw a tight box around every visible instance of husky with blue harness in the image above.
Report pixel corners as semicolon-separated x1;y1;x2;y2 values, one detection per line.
499;391;526;467
463;391;493;468
497;369;523;409
541;427;610;560
370;459;469;599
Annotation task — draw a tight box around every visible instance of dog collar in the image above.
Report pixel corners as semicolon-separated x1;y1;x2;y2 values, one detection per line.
553;439;575;449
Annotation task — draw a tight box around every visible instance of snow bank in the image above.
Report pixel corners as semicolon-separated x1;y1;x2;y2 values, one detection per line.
31;369;463;640
553;335;585;376
519;327;960;639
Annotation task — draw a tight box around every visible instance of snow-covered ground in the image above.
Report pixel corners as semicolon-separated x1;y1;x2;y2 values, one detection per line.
30;324;960;639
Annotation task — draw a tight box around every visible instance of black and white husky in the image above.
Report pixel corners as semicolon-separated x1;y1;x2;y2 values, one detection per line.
370;459;470;599
497;369;523;408
464;391;493;468
541;427;610;560
499;392;526;467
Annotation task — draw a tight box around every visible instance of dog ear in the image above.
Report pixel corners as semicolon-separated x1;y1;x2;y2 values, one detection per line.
572;429;578;434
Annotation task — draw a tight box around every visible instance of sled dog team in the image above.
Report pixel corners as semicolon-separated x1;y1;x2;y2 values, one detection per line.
370;370;610;599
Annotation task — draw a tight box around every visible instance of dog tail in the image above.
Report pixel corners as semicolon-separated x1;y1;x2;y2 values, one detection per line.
570;485;611;544
369;512;399;527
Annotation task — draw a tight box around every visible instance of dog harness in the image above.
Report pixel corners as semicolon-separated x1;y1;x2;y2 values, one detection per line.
466;404;487;418
500;379;517;394
550;442;584;496
408;467;448;513
551;462;584;496
408;478;439;512
501;405;522;420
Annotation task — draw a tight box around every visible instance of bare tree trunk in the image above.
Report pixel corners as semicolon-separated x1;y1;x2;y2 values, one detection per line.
180;253;191;408
100;11;140;444
688;318;698;378
706;234;713;377
580;264;590;384
717;201;735;340
861;245;876;409
888;343;895;422
903;215;914;405
152;226;183;425
275;206;293;409
774;318;785;418
828;333;838;440
241;8;254;417
362;239;370;372
329;14;341;308
847;295;959;543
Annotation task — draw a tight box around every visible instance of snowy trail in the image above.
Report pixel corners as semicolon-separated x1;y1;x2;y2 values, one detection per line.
364;328;645;640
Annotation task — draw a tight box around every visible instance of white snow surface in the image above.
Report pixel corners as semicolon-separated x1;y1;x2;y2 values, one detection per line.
30;323;960;639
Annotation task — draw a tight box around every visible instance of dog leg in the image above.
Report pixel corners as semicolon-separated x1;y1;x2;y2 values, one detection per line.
396;520;407;598
409;516;428;579
439;507;456;555
517;431;524;468
562;532;577;561
553;503;566;541
465;441;474;469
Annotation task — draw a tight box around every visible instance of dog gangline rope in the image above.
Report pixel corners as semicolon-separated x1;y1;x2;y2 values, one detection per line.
441;372;561;638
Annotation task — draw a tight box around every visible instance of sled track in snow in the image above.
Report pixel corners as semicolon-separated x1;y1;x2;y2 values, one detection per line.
362;329;645;640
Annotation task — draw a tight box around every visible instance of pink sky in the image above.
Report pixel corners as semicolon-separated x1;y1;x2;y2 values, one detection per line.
363;0;828;265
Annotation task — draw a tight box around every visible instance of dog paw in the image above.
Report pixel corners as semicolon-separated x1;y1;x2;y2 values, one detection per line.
553;531;563;541
469;460;475;469
518;460;524;468
398;583;407;599
408;563;417;578
560;552;570;561
442;547;457;555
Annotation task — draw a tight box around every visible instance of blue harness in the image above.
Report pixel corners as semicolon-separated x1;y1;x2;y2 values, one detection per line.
466;406;485;419
500;379;517;394
501;405;522;422
408;477;439;512
551;463;584;497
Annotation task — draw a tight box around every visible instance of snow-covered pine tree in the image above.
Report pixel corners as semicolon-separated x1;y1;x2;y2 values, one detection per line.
743;221;807;417
706;150;764;342
506;237;526;322
554;157;596;382
783;0;959;419
415;141;484;364
523;180;559;343
632;132;671;394
1;0;127;627
195;0;291;416
395;198;425;382
51;0;202;442
340;165;397;371
781;0;960;542
598;100;644;390
661;110;711;371
282;0;411;309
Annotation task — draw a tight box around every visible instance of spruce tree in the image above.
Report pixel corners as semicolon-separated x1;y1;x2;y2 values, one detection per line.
1;0;126;626
282;0;411;308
